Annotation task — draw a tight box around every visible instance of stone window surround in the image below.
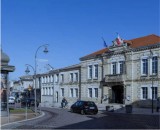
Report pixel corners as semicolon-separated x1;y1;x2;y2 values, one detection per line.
141;85;158;100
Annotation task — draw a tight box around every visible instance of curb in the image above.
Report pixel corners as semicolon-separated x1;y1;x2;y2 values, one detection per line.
1;111;45;127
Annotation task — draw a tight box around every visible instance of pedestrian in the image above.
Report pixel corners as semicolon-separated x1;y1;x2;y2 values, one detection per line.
156;98;160;112
61;97;68;108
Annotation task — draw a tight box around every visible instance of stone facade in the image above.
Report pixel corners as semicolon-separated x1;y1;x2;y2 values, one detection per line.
40;64;81;107
19;34;160;108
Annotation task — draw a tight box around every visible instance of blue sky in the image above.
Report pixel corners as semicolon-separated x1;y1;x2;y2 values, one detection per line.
1;0;159;80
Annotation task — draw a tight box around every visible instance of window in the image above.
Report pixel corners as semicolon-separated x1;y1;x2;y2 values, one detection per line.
112;62;116;75
75;73;78;82
88;65;92;79
94;64;98;79
46;88;48;95
42;88;45;95
94;88;98;98
142;87;148;99
49;87;51;95
41;77;44;83
70;73;74;82
152;56;158;74
61;74;64;83
51;75;53;82
119;61;124;74
61;88;64;97
152;87;158;100
142;59;148;75
88;88;92;97
55;74;59;83
75;88;78;97
70;88;73;97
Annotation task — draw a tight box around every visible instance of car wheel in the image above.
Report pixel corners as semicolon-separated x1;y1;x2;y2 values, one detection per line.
81;110;85;115
70;108;73;113
93;112;98;115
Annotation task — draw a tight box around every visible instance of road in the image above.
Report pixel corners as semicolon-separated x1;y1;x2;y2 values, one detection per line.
1;107;160;129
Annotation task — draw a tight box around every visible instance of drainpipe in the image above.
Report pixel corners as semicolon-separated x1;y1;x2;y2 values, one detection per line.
101;55;104;104
131;50;133;104
78;67;81;100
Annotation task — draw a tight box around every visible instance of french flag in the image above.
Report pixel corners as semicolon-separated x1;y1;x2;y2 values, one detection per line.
116;33;123;45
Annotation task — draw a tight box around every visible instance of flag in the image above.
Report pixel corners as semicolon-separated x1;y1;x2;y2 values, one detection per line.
115;33;123;46
102;37;108;47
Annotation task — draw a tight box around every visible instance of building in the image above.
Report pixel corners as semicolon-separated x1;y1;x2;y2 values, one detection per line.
40;64;80;107
80;34;160;107
18;34;160;108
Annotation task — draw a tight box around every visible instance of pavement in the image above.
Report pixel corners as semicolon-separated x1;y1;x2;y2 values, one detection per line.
1;104;159;127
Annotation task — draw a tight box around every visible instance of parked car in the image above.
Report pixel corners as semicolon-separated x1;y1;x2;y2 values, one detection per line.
21;98;39;107
8;96;16;104
70;101;98;115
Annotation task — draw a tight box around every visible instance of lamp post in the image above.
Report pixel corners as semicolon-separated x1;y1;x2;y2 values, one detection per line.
25;44;49;115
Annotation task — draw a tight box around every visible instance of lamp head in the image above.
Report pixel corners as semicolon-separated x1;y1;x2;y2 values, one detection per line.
43;47;48;54
25;66;30;74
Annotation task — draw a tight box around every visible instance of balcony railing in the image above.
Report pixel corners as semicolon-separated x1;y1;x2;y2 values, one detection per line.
105;74;126;82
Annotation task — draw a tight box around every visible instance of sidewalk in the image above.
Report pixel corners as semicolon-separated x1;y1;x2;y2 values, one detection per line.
97;104;160;115
1;111;42;126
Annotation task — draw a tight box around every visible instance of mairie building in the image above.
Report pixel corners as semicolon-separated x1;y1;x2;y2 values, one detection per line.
20;34;160;108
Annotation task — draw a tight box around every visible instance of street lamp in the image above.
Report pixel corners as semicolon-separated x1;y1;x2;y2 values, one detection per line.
25;44;49;115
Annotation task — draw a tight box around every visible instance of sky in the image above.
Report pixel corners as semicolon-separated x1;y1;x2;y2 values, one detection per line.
1;0;159;80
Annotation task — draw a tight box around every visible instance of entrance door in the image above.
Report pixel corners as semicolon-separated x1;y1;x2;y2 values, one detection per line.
112;85;124;104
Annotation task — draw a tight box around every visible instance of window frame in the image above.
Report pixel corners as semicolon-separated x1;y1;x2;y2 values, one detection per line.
141;57;148;76
88;88;92;98
88;65;93;79
141;87;148;100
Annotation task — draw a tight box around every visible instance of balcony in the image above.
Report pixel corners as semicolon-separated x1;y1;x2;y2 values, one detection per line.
105;74;126;83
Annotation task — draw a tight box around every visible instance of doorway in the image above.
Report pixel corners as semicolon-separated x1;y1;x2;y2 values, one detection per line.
109;85;124;104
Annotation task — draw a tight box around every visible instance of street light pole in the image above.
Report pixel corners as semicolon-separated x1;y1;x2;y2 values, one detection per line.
25;44;49;115
34;44;49;115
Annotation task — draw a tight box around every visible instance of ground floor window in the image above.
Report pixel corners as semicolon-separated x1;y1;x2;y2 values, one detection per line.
75;88;78;97
70;88;78;97
94;88;98;98
88;88;92;97
70;88;74;97
61;88;64;97
152;87;158;100
88;88;99;98
142;87;148;99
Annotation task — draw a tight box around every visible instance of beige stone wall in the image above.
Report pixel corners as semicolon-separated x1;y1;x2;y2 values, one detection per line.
40;45;160;107
80;58;102;103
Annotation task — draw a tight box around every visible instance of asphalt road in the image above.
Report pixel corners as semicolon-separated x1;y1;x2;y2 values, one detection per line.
1;107;160;129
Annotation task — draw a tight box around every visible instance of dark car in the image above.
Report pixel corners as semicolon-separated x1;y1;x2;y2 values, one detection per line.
21;98;39;107
70;101;98;115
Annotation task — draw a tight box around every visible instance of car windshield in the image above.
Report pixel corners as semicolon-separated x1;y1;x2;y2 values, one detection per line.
85;102;95;106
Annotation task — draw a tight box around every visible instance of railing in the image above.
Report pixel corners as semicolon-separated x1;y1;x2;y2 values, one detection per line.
105;74;126;82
